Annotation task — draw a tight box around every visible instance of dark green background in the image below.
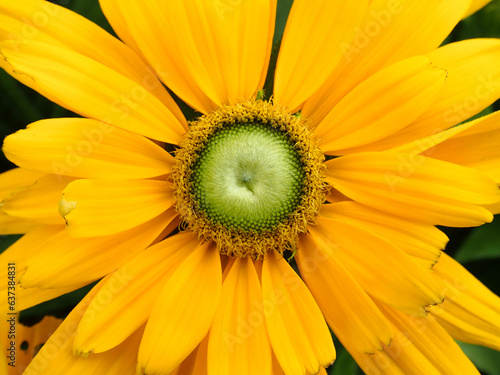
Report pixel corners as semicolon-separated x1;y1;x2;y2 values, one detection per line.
1;1;500;373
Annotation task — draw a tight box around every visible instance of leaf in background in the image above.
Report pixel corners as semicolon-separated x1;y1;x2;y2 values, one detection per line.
454;219;500;263
458;341;500;375
274;0;293;44
0;234;22;254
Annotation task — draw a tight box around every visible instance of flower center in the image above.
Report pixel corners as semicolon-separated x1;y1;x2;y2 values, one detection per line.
172;100;326;258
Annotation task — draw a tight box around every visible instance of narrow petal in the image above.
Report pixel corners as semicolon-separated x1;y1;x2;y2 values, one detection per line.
310;218;444;316
3;118;174;179
463;0;493;18
326;152;500;227
0;211;36;234
262;251;335;375
60;179;174;237
0;0;186;125
0;40;185;143
351;303;480;375
24;279;143;375
430;110;500;183
315;56;447;153
208;257;272;375
302;0;471;123
0;168;43;200
138;242;221;375
171;336;209;375
274;0;368;111
2;174;73;225
0;225;79;312
20;209;176;289
297;234;392;354
365;39;500;150
73;232;197;355
320;203;448;268
430;252;500;351
100;0;276;114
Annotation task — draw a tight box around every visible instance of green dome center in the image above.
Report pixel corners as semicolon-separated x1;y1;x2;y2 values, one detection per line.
190;123;305;232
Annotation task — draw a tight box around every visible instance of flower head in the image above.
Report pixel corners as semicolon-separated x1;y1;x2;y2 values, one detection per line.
1;0;500;374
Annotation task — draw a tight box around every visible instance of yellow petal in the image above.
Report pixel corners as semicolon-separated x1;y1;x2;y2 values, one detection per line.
207;257;272;375
310;218;444;316
0;40;185;143
138;242;221;375
274;0;368;111
100;0;276;114
302;0;471;124
262;251;335;375
326;152;500;227
0;168;43;200
3;118;175;179
24;279;143;375
320;202;448;268
2;174;73;225
315;56;446;153
463;0;493;18
297;233;392;354
0;0;186;125
60;179;174;237
351;303;480;375
430;110;500;183
20;209;176;289
0;225;80;312
365;39;500;150
170;335;209;375
0;211;36;234
74;232;197;355
430;252;500;351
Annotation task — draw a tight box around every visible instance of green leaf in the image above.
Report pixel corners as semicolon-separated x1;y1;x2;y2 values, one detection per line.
454;218;500;263
458;341;500;375
274;0;293;44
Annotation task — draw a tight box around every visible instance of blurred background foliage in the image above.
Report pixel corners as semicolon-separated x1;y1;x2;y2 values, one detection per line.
0;0;500;373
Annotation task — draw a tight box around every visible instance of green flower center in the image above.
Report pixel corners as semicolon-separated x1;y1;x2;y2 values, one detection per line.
172;100;326;258
191;123;305;232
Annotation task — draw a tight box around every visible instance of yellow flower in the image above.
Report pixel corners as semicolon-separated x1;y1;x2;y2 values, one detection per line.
1;0;500;374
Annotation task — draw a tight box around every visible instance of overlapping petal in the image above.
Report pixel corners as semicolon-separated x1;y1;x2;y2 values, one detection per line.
326;152;500;227
302;0;471;123
60;179;174;237
274;0;368;111
0;40;185;143
3;118;175;179
100;0;275;114
262;251;335;375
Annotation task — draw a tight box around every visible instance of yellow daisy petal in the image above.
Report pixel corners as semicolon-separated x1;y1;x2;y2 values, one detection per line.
0;168;43;200
320;202;448;268
60;179;174;237
351;303;480;375
24;279;143;375
138;242;221;375
262;250;335;375
20;209;176;289
207;257;272;375
2;174;73;225
100;0;276;113
310;218;444;316
170;336;209;375
0;0;186;125
302;0;471;123
463;0;493;18
365;38;500;150
3;118;175;179
0;40;185;143
73;233;196;355
0;211;36;234
326;152;500;227
274;0;368;111
430;252;500;351
430;110;500;183
315;56;447;154
297;234;392;354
